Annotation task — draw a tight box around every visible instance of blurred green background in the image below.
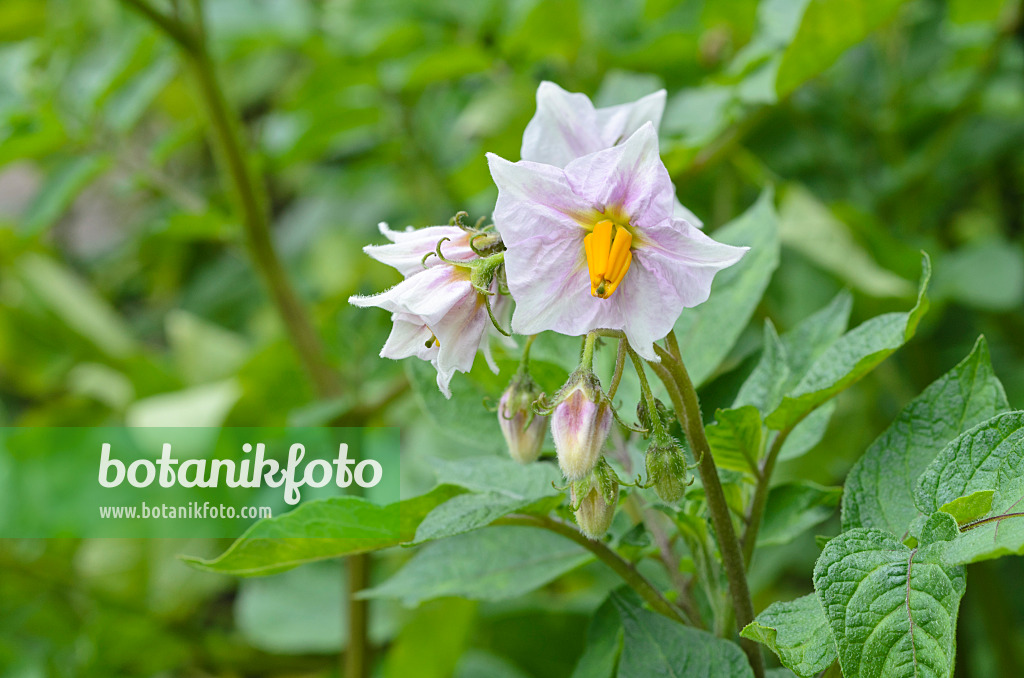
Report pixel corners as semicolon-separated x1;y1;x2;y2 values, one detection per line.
1;0;1023;676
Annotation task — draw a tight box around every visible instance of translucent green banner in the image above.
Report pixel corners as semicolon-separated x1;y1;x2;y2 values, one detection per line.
0;427;400;538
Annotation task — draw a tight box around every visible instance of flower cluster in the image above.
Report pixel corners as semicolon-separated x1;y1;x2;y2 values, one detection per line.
351;82;745;538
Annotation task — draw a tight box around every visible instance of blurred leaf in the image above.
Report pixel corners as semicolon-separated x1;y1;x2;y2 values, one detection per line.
779;186;913;298
65;362;134;411
813;524;965;678
125;379;241;427
947;0;1013;24
612;589;753;677
104;55;176;132
184;486;462;576
706;405;763;475
741;594;836;678
766;254;930;431
165;310;250;385
674;189;781;387
20;155;110;236
17;253;137;358
776;0;911;96
384;598;476;678
456;650;534;678
777;400;835;461
359;525;591;606
933;238;1024;312
842;336;1008;534
758;480;841;547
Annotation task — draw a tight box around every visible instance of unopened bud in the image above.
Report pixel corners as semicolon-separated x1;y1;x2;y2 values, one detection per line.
645;438;689;504
498;373;547;464
572;459;619;539
551;371;612;480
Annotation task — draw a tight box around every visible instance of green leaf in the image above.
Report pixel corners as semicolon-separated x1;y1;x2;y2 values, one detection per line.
611;589;753;677
17;253;138;358
776;0;912;97
21;155;110;236
734;320;791;415
938;490;995;526
813;527;965;678
406;359;505;454
766;253;931;431
842;336;1009;535
431;456;561;499
183;486;462;576
706;405;763;475
759;481;841;547
778;186;914;299
779;290;853;389
569;594;622;678
673;189;780;387
384;599;476;678
778;401;836;462
412;492;561;545
914;411;1024;515
741;594;837;678
359;525;592;606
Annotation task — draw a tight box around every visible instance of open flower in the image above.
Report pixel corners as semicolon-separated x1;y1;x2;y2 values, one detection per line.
364;222;477;278
487;123;746;361
520;81;701;226
351;265;499;397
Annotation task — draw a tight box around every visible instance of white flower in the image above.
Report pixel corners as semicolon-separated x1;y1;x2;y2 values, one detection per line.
487;123;746;361
521;81;702;226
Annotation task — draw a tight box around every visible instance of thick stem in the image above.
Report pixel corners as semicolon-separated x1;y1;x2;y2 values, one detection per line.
607;338;627;400
496;514;689;625
580;331;598;371
650;344;765;678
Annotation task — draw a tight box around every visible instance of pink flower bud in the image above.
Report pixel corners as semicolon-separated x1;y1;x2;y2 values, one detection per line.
498;375;547;464
572;459;619;539
551;372;612;480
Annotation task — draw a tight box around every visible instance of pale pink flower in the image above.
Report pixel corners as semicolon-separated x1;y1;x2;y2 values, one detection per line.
487;123;746;361
550;376;612;480
521;81;701;226
363;222;477;278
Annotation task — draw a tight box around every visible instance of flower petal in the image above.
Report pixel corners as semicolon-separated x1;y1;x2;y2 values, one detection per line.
487;153;596;247
594;89;666;145
365;224;475;278
520;81;602;167
380;314;437;361
349;266;473;326
563;123;674;230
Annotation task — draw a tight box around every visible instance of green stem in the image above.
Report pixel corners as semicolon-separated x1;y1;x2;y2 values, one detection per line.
741;427;793;566
626;345;665;438
516;334;537;378
496;514;689;625
650;344;765;678
580;331;598;371
607;337;627;400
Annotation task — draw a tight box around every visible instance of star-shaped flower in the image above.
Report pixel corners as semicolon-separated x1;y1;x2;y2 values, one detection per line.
487;123;746;361
520;81;702;227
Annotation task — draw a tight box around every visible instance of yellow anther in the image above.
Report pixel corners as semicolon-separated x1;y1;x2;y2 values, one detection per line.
584;220;633;299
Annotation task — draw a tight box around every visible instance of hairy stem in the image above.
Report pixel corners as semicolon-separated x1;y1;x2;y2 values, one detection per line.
607;337;628;400
496;513;689;625
650;344;764;678
741;427;793;565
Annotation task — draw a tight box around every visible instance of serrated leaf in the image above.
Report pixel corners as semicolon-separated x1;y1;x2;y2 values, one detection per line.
673;189;780;387
759;481;841;547
915;411;1024;514
766;253;931;431
183;486;462;576
813;527;965;678
776;0;912;97
706;405;763;475
938;490;994;526
842;336;1009;535
359;526;592;606
734;320;791;415
741;594;837;678
611;589;753;678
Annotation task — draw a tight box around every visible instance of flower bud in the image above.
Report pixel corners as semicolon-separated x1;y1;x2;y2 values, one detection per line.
551;371;612;480
498;373;547;464
645;437;690;504
572;459;619;539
